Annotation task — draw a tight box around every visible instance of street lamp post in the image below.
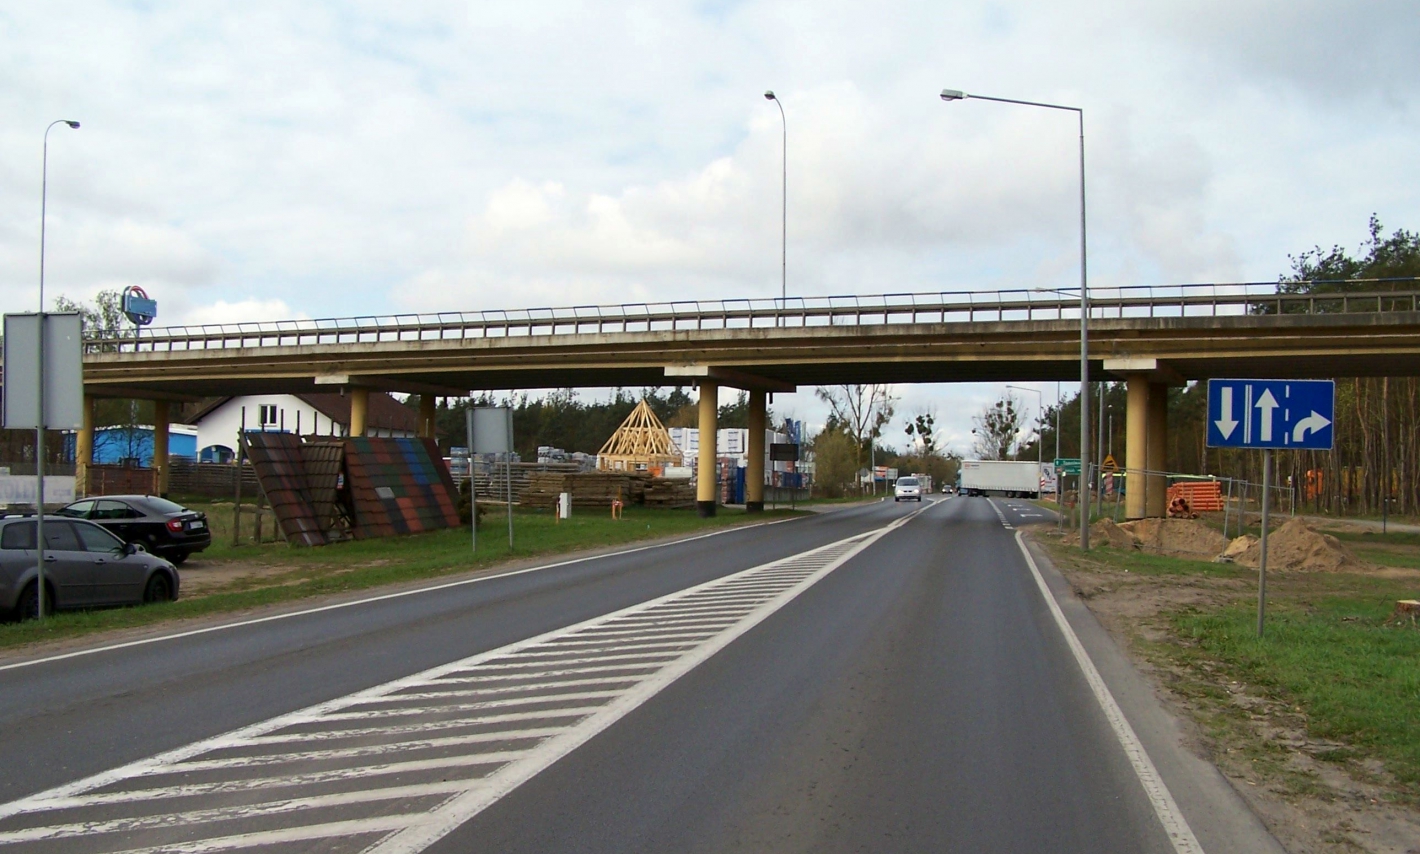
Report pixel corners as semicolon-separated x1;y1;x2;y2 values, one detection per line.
764;91;786;320
35;119;80;619
1005;385;1043;466
941;89;1090;549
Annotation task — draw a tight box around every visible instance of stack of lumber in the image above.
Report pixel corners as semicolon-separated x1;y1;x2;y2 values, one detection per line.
522;472;650;508
643;477;697;509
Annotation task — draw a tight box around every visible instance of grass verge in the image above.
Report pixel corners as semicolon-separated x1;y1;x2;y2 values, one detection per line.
0;504;801;653
1039;533;1420;806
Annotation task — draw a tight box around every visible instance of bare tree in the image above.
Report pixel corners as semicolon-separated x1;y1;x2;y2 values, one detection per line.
815;384;897;493
972;395;1024;460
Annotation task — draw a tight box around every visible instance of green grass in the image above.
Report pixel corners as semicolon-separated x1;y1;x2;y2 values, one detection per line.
1068;543;1251;579
1171;600;1420;789
0;505;800;651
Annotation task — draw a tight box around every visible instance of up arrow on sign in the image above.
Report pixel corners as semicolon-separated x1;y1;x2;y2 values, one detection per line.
1255;389;1279;442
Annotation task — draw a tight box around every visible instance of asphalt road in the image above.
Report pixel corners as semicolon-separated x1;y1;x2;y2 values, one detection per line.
0;496;1283;853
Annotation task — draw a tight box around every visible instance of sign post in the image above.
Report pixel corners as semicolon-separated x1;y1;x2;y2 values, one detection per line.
1206;379;1335;637
467;406;515;553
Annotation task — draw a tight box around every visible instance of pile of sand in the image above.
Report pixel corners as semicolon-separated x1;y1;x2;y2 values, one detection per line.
1117;517;1229;558
1089;518;1141;550
1229;518;1363;572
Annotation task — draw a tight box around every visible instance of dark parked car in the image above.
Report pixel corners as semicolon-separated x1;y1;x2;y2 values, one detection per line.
0;516;179;620
57;496;211;565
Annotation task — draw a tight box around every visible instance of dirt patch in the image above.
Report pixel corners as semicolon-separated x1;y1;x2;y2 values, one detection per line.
1230;519;1365;572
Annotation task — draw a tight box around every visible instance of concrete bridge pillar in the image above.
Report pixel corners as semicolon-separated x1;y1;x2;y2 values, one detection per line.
350;387;369;438
696;382;718;517
418;394;437;439
75;395;94;498
1147;383;1169;518
153;400;170;497
1123;375;1169;519
746;390;766;513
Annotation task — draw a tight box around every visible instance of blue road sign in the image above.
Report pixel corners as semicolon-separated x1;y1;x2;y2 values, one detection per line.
1206;379;1335;450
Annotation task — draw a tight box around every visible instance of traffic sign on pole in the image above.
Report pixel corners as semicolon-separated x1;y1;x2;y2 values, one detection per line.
1206;379;1335;450
1053;457;1081;475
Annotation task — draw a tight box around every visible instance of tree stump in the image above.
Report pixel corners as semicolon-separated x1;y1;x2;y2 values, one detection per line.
1392;600;1420;627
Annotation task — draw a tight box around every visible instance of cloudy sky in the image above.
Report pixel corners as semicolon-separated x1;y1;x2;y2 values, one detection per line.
2;1;1416;453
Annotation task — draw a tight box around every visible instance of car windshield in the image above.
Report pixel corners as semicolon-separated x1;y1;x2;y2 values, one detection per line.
898;478;918;487
139;497;190;515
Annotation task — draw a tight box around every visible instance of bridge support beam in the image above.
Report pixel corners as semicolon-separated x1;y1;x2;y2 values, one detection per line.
418;394;437;439
153;400;171;497
350;387;369;438
1123;376;1169;519
696;382;718;517
746;390;766;513
75;395;94;498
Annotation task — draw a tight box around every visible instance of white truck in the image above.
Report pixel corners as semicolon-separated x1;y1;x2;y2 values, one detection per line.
958;460;1041;498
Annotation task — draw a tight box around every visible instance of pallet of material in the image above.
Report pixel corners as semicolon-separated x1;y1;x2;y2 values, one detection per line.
643;478;697;508
522;472;649;508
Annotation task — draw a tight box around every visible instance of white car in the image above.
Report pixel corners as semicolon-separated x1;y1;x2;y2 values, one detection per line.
894;476;923;502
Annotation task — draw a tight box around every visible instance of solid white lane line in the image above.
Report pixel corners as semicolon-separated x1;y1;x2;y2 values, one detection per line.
0;515;805;674
1013;531;1204;854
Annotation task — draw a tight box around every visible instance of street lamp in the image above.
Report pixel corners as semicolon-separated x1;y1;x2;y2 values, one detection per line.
35;118;80;619
941;89;1090;549
1005;385;1043;466
764;91;786;319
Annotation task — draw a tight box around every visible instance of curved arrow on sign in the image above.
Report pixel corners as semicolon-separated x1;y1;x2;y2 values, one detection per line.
1292;411;1331;442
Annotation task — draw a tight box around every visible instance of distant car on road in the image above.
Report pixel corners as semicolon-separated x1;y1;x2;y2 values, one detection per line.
57;496;211;565
894;476;923;502
0;516;179;620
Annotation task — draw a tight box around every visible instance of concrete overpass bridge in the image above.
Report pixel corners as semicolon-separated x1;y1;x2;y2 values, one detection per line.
63;281;1420;517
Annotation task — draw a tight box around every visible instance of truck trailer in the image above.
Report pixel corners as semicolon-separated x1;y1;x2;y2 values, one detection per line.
958;460;1041;498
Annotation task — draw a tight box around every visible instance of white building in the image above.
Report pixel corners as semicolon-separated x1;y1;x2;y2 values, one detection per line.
189;393;418;462
668;428;794;476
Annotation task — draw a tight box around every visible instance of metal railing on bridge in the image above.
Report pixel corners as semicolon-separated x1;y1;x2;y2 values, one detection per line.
91;278;1420;354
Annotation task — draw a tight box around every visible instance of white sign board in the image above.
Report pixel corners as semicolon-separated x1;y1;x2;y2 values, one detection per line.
468;407;513;455
3;313;85;430
0;475;76;505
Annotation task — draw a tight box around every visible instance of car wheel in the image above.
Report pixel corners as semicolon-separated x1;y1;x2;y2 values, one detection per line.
17;582;53;621
143;573;173;604
170;552;189;567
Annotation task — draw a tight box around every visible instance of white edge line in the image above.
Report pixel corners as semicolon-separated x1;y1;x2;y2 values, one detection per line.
362;499;937;854
1013;530;1205;854
0;513;809;673
0;507;922;821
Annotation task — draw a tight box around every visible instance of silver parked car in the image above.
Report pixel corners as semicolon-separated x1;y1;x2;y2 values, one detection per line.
0;516;180;621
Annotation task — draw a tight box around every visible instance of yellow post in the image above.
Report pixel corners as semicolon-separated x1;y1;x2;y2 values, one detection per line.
153;400;170;497
350;387;369;437
1147;382;1169;518
75;394;94;498
696;382;719;517
419;394;438;438
1125;376;1149;520
746;390;766;512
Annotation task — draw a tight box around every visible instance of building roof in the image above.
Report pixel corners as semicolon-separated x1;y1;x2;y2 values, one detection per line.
187;392;418;433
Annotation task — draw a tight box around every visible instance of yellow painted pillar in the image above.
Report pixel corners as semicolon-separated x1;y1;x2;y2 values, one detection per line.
419;394;438;439
1125;376;1149;520
746;390;766;513
696;382;719;517
350;387;369;437
75;395;94;498
153;400;171;497
1146;382;1169;518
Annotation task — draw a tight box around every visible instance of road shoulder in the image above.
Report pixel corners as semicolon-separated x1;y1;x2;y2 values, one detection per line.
1019;530;1288;854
